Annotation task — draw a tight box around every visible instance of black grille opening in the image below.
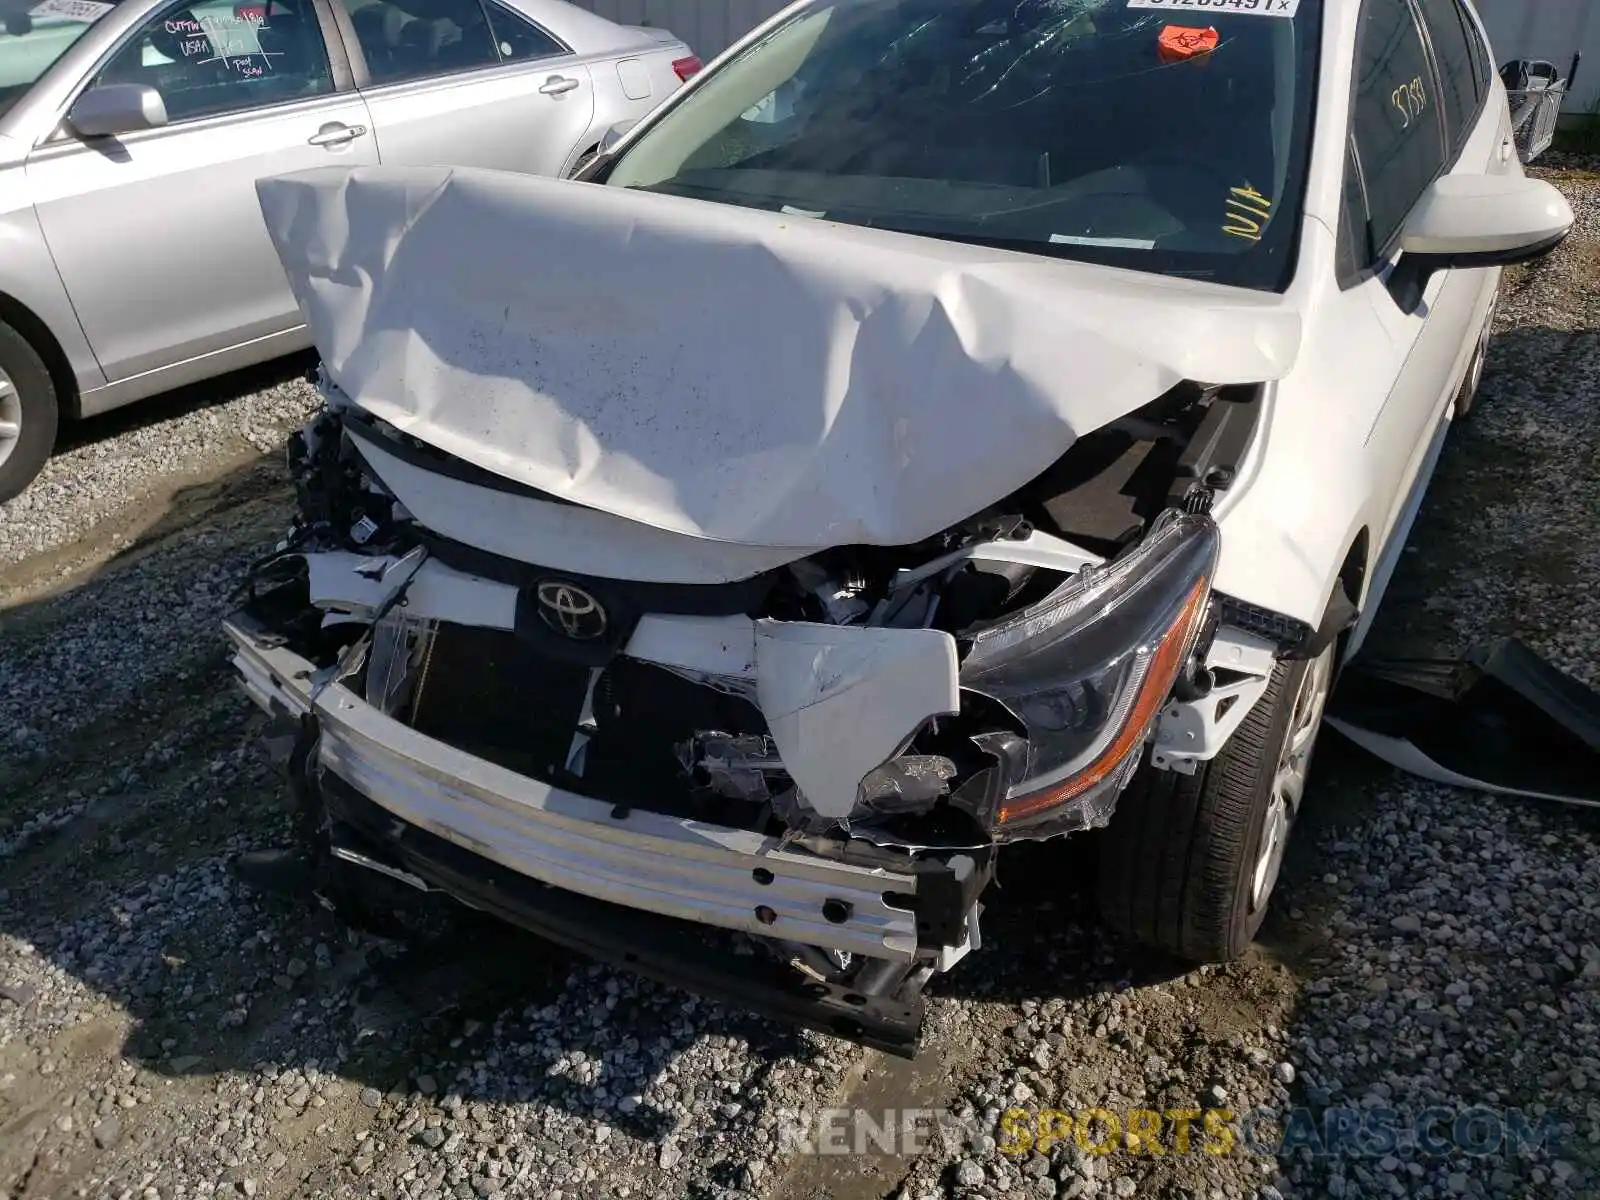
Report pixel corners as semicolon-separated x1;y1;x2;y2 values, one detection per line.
408;623;593;779
404;622;775;826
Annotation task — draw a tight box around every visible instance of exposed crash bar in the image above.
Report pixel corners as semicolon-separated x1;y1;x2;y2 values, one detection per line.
223;617;924;962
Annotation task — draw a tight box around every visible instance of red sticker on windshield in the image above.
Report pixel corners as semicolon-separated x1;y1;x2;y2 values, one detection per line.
235;3;267;21
1158;24;1219;62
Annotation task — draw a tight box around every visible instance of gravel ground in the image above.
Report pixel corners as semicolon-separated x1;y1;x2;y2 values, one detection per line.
1;168;1597;1200
0;357;319;585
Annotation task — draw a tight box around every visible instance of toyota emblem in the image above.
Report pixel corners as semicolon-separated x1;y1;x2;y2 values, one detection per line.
535;581;608;641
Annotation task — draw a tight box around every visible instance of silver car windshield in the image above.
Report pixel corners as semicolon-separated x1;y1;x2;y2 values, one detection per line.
1;0;126;118
605;0;1321;291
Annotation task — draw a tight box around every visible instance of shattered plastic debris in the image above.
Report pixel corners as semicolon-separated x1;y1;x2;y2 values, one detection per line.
680;733;788;803
1326;637;1600;805
857;755;958;814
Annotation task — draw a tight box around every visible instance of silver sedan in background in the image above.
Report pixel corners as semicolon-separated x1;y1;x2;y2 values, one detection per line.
0;0;697;500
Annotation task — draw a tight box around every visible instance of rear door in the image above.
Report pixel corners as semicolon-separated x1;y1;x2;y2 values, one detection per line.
329;0;594;176
25;0;377;382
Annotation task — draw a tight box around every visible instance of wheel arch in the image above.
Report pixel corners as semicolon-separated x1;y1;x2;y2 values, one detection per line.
565;139;604;180
1338;528;1370;606
0;288;80;420
1329;528;1370;676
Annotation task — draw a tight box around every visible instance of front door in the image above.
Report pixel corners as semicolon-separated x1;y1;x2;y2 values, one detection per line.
25;0;377;382
1335;0;1507;654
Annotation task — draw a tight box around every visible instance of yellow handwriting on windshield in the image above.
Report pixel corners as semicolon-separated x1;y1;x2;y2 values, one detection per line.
1223;184;1272;243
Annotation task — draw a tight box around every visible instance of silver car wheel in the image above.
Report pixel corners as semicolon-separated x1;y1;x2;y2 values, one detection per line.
0;366;20;471
1251;643;1335;914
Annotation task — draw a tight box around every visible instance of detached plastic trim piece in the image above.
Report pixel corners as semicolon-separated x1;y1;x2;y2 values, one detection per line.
1326;637;1600;804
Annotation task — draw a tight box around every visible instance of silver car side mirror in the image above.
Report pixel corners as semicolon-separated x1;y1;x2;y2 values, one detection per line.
68;84;169;139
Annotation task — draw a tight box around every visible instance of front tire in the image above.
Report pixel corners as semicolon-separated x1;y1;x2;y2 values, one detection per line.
1095;642;1335;962
0;320;59;504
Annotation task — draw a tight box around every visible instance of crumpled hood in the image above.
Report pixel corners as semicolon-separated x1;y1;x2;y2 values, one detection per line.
258;165;1303;552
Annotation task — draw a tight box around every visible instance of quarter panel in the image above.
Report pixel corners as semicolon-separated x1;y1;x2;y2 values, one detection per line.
571;48;684;173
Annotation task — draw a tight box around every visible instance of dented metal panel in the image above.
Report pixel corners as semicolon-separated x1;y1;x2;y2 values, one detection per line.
257;165;1303;556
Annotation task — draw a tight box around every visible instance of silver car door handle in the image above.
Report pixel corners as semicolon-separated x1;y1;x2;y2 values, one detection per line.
308;123;368;147
539;75;580;96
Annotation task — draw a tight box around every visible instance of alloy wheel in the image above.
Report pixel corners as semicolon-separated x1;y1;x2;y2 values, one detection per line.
1250;644;1335;914
0;366;19;471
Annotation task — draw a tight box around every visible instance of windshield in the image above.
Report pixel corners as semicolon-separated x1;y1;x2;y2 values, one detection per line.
604;0;1320;291
0;0;124;120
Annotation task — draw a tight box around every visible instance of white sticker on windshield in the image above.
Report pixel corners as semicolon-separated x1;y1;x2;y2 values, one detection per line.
29;0;115;19
1128;0;1300;17
1050;234;1158;249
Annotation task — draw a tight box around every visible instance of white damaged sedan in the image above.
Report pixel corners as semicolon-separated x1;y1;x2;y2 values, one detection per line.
225;0;1571;1053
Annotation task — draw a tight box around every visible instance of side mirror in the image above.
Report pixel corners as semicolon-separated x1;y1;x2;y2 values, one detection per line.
1390;174;1573;309
67;84;168;139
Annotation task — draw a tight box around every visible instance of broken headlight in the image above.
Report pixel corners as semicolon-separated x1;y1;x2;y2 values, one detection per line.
959;511;1219;834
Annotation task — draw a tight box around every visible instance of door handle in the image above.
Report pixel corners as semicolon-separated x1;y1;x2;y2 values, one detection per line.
308;123;367;147
1500;137;1514;164
539;75;580;96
